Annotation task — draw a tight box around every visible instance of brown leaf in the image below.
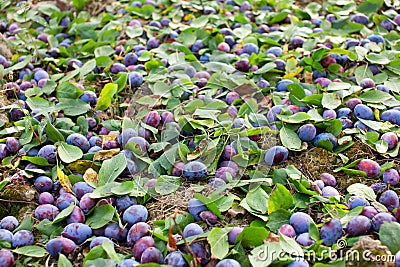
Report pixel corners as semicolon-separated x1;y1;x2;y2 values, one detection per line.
167;225;178;252
304;71;313;84
265;232;280;243
68;160;97;173
83;168;98;186
232;83;258;97
93;148;121;161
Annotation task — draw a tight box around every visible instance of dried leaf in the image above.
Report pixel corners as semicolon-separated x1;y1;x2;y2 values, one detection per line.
93;148;121;161
83;168;99;186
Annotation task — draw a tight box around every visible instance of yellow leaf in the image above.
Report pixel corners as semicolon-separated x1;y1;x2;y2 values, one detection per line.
57;166;73;194
83;168;98;186
283;67;304;79
93;148;121;161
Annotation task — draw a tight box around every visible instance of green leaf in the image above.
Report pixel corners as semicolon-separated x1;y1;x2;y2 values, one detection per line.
233;26;252;39
22;156;50;166
36;219;63;237
83;246;107;265
86;204;115;229
72;0;85;10
347;183;376;201
366;53;390;65
380;222;400;254
58;254;73;267
95;83;118;111
94;46;115;58
280;233;304;257
46;121;65;143
191;16;209;28
126;26;143;38
155;176;182;195
207;228;229;260
254;62;276;74
249;242;282;267
280;126;301;150
359;90;392;103
268;184;294;214
102;242;122;263
266;209;291;232
193;193;223;219
322;93;341;110
236;226;269;247
53;203;75;224
57;142;83;164
4;55;32;74
97;153;127;186
357;0;384;15
13;217;32;233
58;99;91;116
13;246;47;257
79;59;96;79
246;186;268;214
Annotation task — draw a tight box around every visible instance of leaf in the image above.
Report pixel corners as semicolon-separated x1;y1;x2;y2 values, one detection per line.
102;242;122;263
94;46;115;58
97;153;127;186
22;156;50;166
72;0;85;10
280;233;304;257
359;90;392;103
53;203;75;224
36;219;63;237
322;93;341;110
207;228;229;260
193;193;223;219
83;246;107;265
249;242;282;267
155;176;182;195
86;204;115;229
57;142;83;163
13;246;47;257
246;186;268;214
46;121;65;143
126;26;143;38
366;53;390;65
57;166;73;193
236;226;269;247
347;183;376;201
83;168;98;187
58;99;91;116
254;62;276;74
357;0;384;15
95;83;118;111
266;209;291;232
13;217;32;233
379;222;400;254
233;26;252;39
268;184;294;214
79;59;96;79
280;126;301;150
58;254;73;267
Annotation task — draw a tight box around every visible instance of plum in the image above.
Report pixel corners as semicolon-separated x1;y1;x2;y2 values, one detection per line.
124;52;138;66
297;124;316;142
89;237;114;250
103;223;127;242
208;178;226;189
126;137;149;153
346;215;371;236
320;218;342;246
228;227;243;244
80;91;98;106
350;14;369;25
183;223;203;238
56;193;77;210
133;236;155;260
264;146;288;166
120;129;137;147
348;196;369;209
5;137;20;153
275;80;294;92
34;176;53;192
381;109;400;125
313;133;338;149
89;136;102;147
123;205;148;227
215;167;237;181
182;162;208;180
362;206;378;219
0;216;18;231
66;206;85;224
337;108;352;119
141;247;164;264
127;222;151;246
144;111;161;128
217;42;230;52
38;145;57;163
383;169;400;185
12;230;34;247
188;198;208;221
372;212;396;231
128;72;143;88
46;237;76;258
79;193;96;213
66;133;90;153
171;162;185;177
346;98;362;109
357;159;381;178
278;224;296;238
117;259;140;267
38;192;55;205
0;229;13;242
72;182;94;199
35;204;60;221
33;69;49;82
378;190;399;211
116;195;138;213
287;258;309;267
165;251;187;267
0;249;14;267
225;92;240;105
290;212;314;234
295;233;315;246
354;104;374;120
322;186;339;197
62;223;92;244
235;58;251;72
199;211;218;225
367;34;385;44
289;36;305;48
318;173;336;187
215;259;241;267
381;132;398;150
